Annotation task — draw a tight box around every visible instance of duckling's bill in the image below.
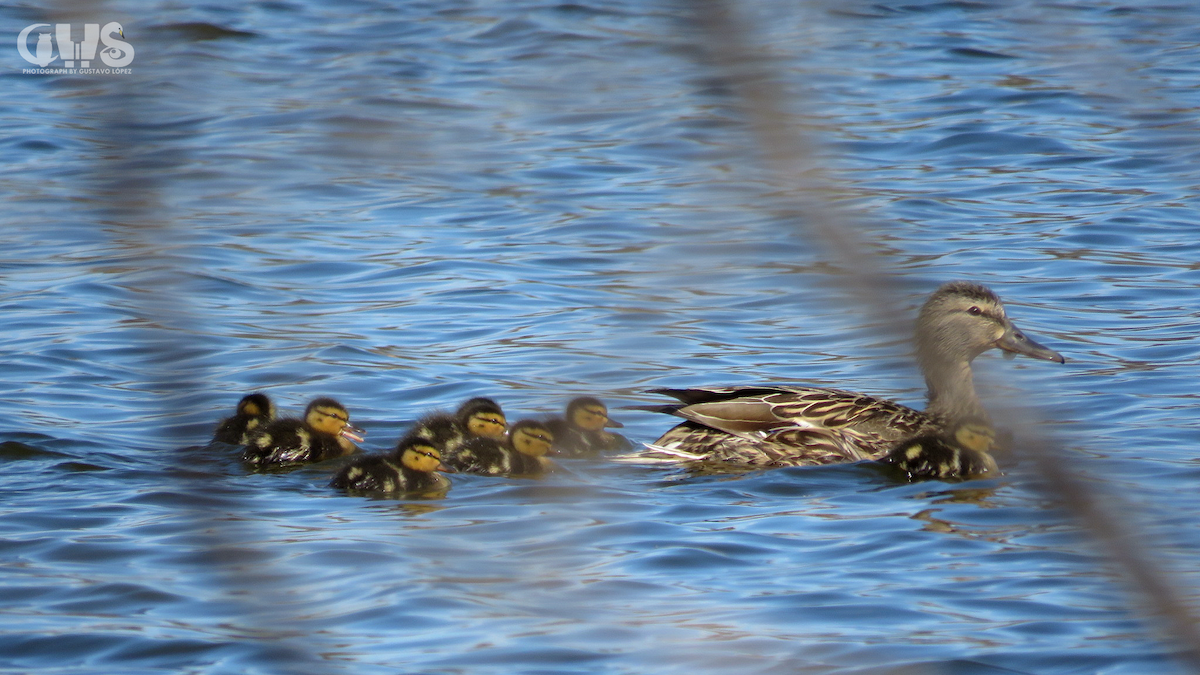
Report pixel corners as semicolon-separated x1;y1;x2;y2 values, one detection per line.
340;423;366;443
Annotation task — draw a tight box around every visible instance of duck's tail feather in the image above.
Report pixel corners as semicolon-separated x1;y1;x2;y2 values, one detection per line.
624;404;684;415
610;442;707;464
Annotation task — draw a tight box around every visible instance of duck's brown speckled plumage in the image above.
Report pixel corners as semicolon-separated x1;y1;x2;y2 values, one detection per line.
634;282;1064;469
642;386;933;466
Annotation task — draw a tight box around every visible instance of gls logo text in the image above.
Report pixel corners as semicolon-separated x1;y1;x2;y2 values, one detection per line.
18;22;134;73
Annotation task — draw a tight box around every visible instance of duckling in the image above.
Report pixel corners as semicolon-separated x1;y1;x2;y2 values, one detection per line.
213;392;275;445
506;419;555;474
407;397;507;452
880;420;998;480
330;436;452;494
546;396;632;457
444;419;555;475
241;397;365;467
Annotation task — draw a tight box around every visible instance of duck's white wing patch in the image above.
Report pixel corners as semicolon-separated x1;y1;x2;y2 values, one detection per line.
610;442;709;464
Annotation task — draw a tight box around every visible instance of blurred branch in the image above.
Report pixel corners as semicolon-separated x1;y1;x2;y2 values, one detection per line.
47;1;335;671
685;0;906;330
683;0;1200;669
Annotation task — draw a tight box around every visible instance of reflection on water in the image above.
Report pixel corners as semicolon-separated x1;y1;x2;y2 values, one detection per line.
2;0;1200;673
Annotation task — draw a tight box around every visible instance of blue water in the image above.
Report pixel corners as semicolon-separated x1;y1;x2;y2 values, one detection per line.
3;1;1200;673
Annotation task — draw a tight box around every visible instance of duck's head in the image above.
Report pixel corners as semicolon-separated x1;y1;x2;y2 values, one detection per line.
237;392;274;419
457;397;507;439
952;420;995;454
509;420;554;457
916;281;1064;367
304;397;365;443
566;396;623;432
399;438;452;473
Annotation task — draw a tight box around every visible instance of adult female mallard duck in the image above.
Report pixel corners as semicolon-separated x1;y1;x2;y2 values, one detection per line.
880;420;997;480
330;436;452;494
407;397;507;453
636;281;1064;468
443;419;555;475
241;397;365;468
546;397;632;457
213;392;275;445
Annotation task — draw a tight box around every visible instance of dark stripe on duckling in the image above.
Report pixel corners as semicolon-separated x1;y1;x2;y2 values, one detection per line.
880;421;998;480
331;437;451;494
213;392;275;445
546;397;631;457
242;397;364;467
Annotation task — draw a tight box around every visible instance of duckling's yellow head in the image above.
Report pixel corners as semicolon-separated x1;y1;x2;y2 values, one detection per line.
400;441;448;473
568;396;621;432
305;398;365;442
953;421;994;454
510;420;554;457
238;392;274;418
457;397;507;439
467;411;506;438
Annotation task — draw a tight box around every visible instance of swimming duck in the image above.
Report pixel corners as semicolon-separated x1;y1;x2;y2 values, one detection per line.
241;397;365;467
329;436;452;494
406;397;507;453
880;420;998;480
546;397;632;457
213;392;275;445
443;419;555;475
635;281;1064;468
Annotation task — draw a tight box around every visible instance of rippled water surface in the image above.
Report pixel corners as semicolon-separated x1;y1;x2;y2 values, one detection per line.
4;1;1200;673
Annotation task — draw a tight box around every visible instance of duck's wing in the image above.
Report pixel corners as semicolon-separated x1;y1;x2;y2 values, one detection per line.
652;386;929;438
635;386;938;468
624;422;867;467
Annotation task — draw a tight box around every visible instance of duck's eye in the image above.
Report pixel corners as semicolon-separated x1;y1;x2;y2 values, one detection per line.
966;306;982;316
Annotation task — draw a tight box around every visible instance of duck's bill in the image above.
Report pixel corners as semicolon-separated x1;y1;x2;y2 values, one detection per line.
605;416;624;429
436;462;455;473
340;424;366;443
997;324;1065;364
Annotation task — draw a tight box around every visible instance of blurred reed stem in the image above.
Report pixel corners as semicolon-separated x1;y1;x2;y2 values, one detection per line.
682;0;1200;669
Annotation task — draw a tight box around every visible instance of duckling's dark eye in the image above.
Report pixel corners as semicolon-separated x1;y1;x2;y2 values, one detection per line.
966;306;982;316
